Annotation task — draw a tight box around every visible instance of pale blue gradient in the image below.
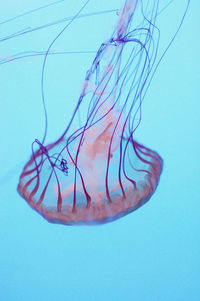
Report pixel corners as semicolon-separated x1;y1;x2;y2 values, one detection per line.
0;1;199;300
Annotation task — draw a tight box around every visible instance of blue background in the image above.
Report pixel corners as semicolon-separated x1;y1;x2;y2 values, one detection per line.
0;1;199;300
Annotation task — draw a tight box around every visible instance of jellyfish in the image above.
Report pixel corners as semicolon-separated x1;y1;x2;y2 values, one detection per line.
17;0;189;225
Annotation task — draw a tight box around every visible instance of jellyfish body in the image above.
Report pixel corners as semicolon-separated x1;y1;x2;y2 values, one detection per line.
18;0;163;225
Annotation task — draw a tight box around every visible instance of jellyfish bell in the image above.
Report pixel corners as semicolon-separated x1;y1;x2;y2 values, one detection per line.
17;0;189;225
17;104;163;225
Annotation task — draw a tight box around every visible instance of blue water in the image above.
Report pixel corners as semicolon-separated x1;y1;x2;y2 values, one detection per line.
0;1;199;300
